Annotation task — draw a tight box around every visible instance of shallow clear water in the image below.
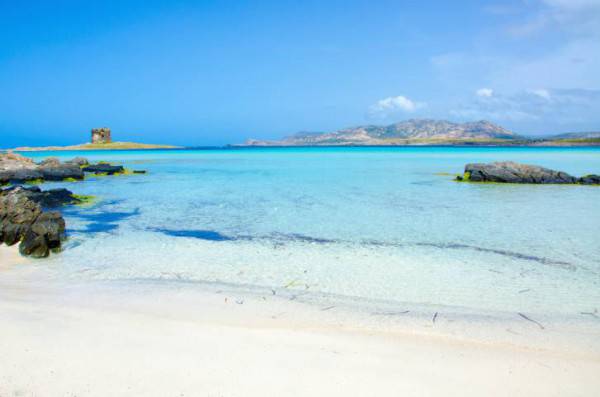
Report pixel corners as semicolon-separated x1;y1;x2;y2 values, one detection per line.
20;147;600;316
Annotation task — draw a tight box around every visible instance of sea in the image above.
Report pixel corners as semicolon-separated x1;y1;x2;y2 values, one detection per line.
15;146;600;320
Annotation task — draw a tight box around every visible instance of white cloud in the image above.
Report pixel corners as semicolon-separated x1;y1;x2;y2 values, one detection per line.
368;95;426;118
529;89;551;100
476;88;494;98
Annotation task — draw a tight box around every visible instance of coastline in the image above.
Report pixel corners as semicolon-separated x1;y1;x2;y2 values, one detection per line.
3;147;600;395
1;268;599;396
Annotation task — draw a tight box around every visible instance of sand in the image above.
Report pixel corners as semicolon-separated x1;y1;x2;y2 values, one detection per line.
0;244;27;266
1;246;599;396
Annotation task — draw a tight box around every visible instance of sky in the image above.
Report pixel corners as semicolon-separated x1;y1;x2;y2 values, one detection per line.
1;0;599;147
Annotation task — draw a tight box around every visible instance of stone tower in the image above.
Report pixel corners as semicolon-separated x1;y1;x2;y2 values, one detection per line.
91;128;112;144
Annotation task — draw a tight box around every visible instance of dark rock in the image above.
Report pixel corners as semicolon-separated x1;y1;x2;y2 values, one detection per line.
0;168;44;184
0;187;66;257
39;164;84;181
133;170;147;174
0;189;42;246
83;163;125;175
3;186;80;208
20;212;65;257
578;175;600;185
463;162;578;184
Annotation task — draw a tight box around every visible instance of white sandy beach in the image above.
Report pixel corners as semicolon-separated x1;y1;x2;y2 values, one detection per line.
1;246;599;397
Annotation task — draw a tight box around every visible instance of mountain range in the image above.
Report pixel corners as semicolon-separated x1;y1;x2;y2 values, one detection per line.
242;119;599;146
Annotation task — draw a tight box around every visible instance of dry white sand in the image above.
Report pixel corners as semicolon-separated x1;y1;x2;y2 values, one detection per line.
1;245;599;397
0;244;27;266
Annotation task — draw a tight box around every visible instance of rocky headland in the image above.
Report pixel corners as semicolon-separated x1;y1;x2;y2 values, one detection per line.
0;152;144;258
456;161;600;185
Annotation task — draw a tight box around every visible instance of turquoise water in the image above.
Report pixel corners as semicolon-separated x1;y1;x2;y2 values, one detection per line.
20;147;600;316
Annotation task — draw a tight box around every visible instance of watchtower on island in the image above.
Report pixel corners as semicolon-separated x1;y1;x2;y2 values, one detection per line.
91;128;112;144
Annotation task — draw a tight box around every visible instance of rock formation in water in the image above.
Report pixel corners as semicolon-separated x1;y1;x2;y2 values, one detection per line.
0;186;70;258
0;153;133;184
0;153;147;258
0;152;84;184
456;162;599;184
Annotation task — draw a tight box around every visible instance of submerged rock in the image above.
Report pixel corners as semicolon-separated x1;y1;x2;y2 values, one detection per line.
457;162;584;184
0;187;66;258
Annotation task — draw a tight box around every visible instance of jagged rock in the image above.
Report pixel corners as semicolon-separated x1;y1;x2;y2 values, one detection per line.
0;189;42;246
19;212;65;257
0;187;66;258
459;162;578;184
578;175;600;185
83;163;125;175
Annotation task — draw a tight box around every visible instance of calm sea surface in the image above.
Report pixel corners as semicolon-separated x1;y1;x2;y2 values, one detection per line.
19;147;600;317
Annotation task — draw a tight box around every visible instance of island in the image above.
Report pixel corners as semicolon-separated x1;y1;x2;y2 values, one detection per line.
10;127;180;151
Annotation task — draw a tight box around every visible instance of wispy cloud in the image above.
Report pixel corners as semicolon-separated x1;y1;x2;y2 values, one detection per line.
368;95;426;119
451;88;600;123
508;0;600;37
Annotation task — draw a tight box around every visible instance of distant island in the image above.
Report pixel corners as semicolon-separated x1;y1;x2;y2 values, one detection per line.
11;127;180;151
240;119;600;147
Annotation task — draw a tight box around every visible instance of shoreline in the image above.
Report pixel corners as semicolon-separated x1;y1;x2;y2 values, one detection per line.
4;144;600;153
1;263;599;396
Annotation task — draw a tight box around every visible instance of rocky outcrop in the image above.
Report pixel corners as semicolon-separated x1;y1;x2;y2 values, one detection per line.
0;152;85;184
456;162;599;185
2;186;84;207
0;154;138;183
0;187;66;258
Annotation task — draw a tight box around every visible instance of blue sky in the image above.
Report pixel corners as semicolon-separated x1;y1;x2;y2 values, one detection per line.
1;0;599;147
